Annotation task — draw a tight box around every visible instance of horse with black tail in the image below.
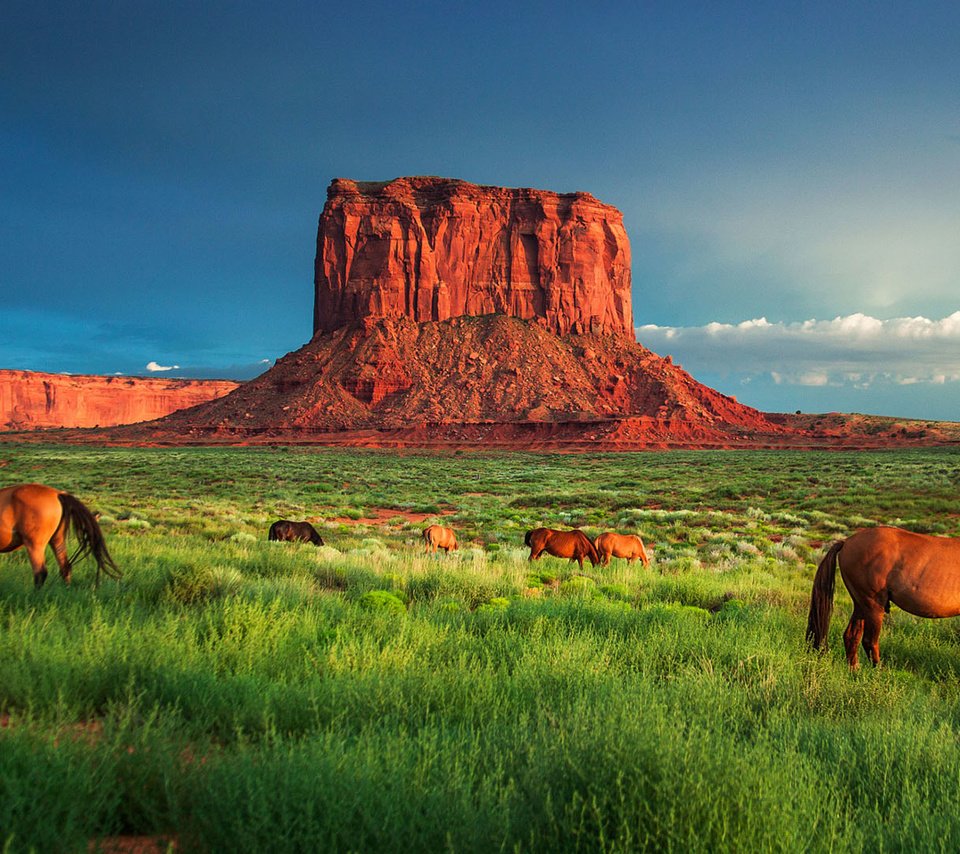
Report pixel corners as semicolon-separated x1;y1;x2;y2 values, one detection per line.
807;527;960;668
0;484;121;588
525;527;600;570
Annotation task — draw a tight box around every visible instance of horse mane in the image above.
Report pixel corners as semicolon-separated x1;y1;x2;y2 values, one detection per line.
58;493;121;586
574;530;600;563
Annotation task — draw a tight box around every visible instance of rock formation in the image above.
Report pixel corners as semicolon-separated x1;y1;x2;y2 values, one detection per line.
16;177;949;450
81;176;792;448
0;370;238;430
313;177;633;339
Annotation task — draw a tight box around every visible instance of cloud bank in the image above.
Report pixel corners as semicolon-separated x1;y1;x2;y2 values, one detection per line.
637;312;960;388
145;361;180;372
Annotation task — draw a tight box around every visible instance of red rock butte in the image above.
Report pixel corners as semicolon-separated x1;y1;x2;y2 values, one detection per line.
313;176;634;340
5;177;957;449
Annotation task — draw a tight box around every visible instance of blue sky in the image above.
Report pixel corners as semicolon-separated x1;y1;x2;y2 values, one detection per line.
2;2;959;419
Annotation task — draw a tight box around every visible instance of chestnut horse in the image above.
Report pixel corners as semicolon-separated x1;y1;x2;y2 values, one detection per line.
0;483;120;588
807;526;960;668
525;528;599;570
594;532;650;567
423;524;458;553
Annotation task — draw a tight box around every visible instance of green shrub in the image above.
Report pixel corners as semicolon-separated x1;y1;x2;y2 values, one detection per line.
357;590;407;614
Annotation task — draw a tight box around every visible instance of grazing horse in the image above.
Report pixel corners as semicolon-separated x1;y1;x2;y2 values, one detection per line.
525;528;599;570
423;524;458;553
268;520;324;546
594;532;650;567
807;526;960;668
0;483;120;588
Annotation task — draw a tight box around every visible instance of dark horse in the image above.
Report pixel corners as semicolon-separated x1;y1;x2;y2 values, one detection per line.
268;520;324;546
0;483;120;588
525;527;599;570
807;526;960;668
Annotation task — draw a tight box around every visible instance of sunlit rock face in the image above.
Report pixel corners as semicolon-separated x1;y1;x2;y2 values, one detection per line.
313;176;634;340
0;370;239;429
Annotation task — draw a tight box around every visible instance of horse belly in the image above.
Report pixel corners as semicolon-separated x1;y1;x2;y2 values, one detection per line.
889;565;960;618
0;534;23;553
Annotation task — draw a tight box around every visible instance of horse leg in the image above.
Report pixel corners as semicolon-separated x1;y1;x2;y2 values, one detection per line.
861;608;885;667
25;541;49;588
842;608;866;669
50;525;72;584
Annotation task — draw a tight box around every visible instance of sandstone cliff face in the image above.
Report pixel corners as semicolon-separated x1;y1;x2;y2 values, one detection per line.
313;177;633;339
0;370;239;430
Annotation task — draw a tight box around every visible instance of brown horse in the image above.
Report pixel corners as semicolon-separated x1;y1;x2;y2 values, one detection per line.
268;520;324;546
525;527;599;570
807;526;960;668
0;483;120;588
594;532;650;567
423;524;458;553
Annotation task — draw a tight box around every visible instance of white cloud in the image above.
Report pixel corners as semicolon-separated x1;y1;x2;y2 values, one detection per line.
637;311;960;388
145;361;180;372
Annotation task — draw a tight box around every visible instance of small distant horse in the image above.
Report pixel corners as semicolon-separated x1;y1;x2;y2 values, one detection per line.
268;520;324;546
594;532;650;567
525;528;599;570
423;524;458;553
0;483;120;588
807;526;960;668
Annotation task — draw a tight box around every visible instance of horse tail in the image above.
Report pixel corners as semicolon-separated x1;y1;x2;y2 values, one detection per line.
806;541;843;650
58;493;121;587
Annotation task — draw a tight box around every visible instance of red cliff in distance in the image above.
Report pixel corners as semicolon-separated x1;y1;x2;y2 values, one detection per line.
0;370;238;430
313;177;634;340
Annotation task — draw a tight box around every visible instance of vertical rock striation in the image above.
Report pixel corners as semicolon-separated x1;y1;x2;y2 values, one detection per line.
313;177;634;339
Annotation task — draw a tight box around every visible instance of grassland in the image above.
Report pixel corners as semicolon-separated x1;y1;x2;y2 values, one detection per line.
2;444;960;852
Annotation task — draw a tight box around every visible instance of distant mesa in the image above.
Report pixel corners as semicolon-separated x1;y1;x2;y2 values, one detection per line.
0;370;238;430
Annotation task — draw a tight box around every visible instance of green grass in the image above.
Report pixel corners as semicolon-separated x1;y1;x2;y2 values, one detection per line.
2;445;960;851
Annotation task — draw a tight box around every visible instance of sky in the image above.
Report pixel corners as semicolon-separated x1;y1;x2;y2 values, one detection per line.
2;1;959;420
